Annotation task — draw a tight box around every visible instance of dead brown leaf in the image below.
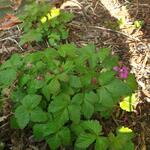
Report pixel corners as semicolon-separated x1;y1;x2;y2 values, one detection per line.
0;14;21;31
10;0;22;10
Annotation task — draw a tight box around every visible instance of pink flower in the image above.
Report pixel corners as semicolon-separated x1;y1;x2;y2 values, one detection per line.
113;66;128;79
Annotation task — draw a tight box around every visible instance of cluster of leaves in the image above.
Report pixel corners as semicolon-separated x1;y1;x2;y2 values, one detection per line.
19;2;74;47
0;44;136;149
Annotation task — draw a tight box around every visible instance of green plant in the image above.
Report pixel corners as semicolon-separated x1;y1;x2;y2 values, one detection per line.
0;44;136;149
108;127;134;150
134;20;144;29
19;2;74;47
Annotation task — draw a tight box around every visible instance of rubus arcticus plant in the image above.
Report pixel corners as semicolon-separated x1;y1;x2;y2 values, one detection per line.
0;44;137;150
19;2;74;47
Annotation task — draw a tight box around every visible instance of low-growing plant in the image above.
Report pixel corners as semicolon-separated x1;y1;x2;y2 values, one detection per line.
19;2;74;47
133;20;144;29
0;44;136;149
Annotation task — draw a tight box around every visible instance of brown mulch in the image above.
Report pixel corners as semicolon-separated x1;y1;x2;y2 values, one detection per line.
0;0;150;149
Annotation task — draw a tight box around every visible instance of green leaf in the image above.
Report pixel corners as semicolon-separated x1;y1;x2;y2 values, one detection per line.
48;78;60;94
120;94;138;112
102;56;118;69
15;105;30;129
43;121;61;137
30;107;48;122
61;12;74;23
10;89;26;102
10;116;20;129
81;120;102;136
108;127;134;150
54;108;69;126
98;48;110;62
0;54;22;70
58;44;77;57
99;71;116;85
29;79;44;90
61;84;74;95
57;72;69;82
72;93;84;105
97;87;114;107
46;134;61;150
0;68;17;86
82;101;94;119
70;75;82;88
33;123;48;139
71;123;84;136
61;30;68;39
95;137;108;150
84;92;99;104
21;94;42;110
59;127;71;145
68;104;81;123
105;79;132;99
20;30;42;45
42;85;51;101
126;74;137;91
75;132;96;149
48;96;69;113
19;74;30;87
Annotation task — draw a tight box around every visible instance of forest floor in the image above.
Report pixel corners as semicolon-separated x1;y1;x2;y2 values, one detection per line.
0;0;150;150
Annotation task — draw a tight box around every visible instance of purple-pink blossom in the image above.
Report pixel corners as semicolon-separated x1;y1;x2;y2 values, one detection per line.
113;66;128;79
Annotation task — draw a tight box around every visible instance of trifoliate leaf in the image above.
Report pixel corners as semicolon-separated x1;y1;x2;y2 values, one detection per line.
15;105;30;129
75;132;96;149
